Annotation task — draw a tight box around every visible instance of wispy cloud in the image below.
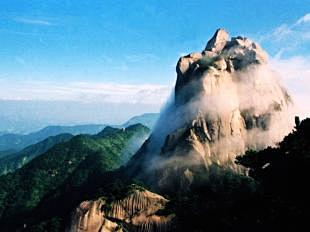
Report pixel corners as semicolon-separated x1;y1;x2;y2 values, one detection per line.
296;13;310;25
0;81;171;127
271;24;293;41
0;80;172;106
272;12;310;41
250;13;310;118
270;55;310;119
257;13;310;56
14;17;53;26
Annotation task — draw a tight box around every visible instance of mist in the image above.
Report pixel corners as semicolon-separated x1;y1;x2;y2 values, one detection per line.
143;63;295;174
0;100;160;134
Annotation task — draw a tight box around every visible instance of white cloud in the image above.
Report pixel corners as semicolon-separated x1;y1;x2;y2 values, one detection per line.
296;13;310;24
257;13;310;55
275;13;310;41
252;13;310;119
14;17;53;26
271;24;293;41
269;56;310;119
0;80;172;106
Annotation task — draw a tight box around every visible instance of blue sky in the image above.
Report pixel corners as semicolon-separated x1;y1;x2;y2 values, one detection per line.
0;0;310;132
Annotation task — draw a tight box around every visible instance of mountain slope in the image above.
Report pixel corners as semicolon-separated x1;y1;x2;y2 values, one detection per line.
0;150;16;159
234;118;310;230
165;118;310;232
122;113;159;129
0;124;150;231
0;133;74;175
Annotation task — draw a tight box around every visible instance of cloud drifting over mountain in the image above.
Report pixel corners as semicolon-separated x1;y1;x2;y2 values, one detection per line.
257;13;310;119
270;56;310;119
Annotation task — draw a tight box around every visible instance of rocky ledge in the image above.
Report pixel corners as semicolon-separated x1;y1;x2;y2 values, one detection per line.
67;185;174;232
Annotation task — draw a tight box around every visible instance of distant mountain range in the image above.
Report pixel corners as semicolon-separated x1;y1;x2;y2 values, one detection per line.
0;113;159;152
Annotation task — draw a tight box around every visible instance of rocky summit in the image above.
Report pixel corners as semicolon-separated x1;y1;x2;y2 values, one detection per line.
127;29;294;191
175;28;268;105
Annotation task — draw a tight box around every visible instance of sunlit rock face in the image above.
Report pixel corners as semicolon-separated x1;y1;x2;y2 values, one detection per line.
67;186;174;232
128;29;294;191
175;28;268;105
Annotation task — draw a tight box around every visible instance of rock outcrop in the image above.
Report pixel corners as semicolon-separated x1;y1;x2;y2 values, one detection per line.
127;29;294;191
175;28;268;105
67;185;174;232
205;28;229;53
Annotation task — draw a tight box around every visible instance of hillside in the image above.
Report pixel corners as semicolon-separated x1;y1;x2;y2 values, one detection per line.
235;117;310;230
0;124;150;231
0;150;15;159
0;133;74;175
122;113;159;129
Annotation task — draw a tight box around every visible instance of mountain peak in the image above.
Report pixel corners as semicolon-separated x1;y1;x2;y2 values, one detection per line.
129;29;294;191
205;28;229;53
175;29;268;106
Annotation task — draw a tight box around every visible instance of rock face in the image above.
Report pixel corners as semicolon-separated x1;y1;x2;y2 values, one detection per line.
175;28;268;105
127;29;294;191
67;186;174;232
205;28;229;53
